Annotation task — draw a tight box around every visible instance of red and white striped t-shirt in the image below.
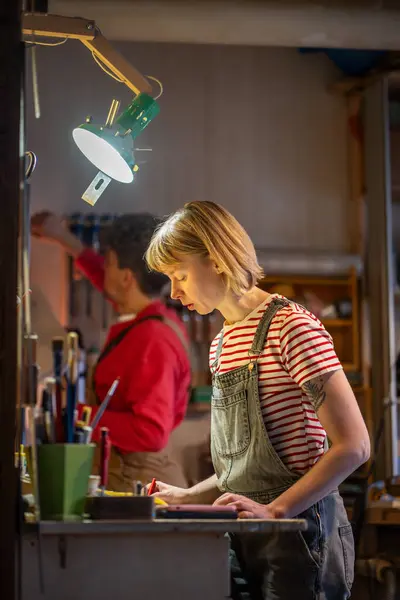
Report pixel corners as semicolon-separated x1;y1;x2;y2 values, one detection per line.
209;295;342;475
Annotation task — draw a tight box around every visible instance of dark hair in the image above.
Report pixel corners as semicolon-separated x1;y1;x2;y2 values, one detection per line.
103;213;167;296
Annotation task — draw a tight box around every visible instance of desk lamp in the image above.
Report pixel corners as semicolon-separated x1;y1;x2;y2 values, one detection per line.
22;13;160;204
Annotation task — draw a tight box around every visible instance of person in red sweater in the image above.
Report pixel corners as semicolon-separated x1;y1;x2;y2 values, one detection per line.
31;212;191;490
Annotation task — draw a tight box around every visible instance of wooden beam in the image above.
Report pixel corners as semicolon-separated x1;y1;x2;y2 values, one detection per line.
22;13;96;40
0;0;23;598
347;93;365;256
50;0;400;49
364;78;398;479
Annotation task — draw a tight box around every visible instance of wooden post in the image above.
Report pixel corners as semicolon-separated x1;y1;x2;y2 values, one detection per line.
0;1;22;598
347;92;365;256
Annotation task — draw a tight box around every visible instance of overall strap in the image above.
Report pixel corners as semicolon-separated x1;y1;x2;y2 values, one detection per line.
250;298;291;356
214;330;225;366
96;315;160;367
162;316;191;356
213;297;290;367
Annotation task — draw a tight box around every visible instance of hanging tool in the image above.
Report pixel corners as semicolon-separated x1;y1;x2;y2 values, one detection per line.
111;214;120;321
65;332;79;443
52;337;65;443
68;213;84;320
66;327;86;404
85;377;120;443
84;214;100;318
100;213;113;329
42;377;56;444
99;427;111;496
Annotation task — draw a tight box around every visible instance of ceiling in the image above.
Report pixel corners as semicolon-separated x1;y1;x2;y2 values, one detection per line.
49;0;400;49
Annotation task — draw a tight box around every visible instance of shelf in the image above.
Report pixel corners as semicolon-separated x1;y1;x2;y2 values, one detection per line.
261;275;350;287
260;269;360;374
256;251;362;277
322;318;352;327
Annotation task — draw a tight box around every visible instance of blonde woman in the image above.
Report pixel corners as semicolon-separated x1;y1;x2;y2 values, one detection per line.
145;201;370;600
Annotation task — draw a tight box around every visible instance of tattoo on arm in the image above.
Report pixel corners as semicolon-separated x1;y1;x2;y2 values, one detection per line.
302;375;327;411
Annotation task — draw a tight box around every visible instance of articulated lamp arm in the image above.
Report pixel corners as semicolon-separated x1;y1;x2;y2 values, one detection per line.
22;13;152;96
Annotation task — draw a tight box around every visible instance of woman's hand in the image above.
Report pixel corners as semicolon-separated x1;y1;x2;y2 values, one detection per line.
214;493;282;519
146;480;190;505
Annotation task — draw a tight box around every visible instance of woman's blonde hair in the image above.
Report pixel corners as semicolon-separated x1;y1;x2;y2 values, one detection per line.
145;201;264;296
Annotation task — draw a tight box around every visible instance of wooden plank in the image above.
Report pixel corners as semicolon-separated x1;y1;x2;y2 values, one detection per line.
0;1;22;599
22;13;95;40
367;506;400;525
260;276;349;286
347;95;365;255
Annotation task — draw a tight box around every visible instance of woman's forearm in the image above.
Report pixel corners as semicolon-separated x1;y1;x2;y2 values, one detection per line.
186;474;220;504
269;445;366;519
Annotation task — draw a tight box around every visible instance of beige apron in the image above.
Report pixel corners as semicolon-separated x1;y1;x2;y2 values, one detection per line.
92;446;187;492
90;313;190;491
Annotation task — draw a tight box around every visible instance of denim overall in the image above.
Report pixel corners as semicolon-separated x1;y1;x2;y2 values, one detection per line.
210;298;355;600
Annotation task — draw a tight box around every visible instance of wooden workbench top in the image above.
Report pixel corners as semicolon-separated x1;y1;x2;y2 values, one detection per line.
26;517;307;536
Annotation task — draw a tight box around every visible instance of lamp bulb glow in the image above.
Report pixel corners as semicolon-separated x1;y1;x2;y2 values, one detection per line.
72;128;134;183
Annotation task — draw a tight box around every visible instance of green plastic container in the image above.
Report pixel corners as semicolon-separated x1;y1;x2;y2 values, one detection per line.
31;444;95;521
190;386;212;404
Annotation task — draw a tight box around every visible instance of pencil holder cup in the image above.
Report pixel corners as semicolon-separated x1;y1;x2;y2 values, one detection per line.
27;443;95;520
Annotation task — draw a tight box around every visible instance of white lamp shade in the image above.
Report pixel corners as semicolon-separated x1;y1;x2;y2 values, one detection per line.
72;128;134;183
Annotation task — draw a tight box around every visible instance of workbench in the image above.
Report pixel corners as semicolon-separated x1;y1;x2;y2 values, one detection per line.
22;518;306;600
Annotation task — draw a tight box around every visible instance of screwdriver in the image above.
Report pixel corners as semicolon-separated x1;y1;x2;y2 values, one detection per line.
85;377;120;443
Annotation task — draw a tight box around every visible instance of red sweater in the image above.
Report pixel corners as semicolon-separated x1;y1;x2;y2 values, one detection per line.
76;248;191;454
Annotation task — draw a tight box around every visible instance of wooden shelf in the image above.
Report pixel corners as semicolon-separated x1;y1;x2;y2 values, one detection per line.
321;318;352;327
261;275;349;287
259;267;361;376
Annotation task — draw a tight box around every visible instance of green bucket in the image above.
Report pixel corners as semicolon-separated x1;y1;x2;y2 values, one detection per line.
28;444;95;521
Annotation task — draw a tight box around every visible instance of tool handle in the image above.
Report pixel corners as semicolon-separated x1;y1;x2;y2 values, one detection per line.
66;332;79;443
69;213;84;239
82;425;92;444
90;378;120;431
44;377;57;444
52;338;64;442
74;430;84;444
99;427;111;490
41;389;54;444
82;406;92;426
